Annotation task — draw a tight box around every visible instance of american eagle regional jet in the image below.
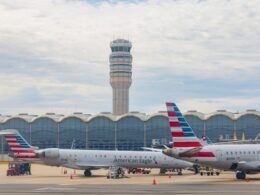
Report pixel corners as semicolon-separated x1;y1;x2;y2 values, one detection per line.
163;102;260;180
0;129;192;177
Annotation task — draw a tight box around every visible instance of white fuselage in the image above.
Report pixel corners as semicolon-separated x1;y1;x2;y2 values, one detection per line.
34;149;192;170
181;144;260;172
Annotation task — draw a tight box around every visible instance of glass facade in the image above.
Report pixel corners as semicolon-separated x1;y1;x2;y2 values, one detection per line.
88;117;115;150
117;116;144;151
31;117;58;149
146;116;171;147
185;115;205;139
60;117;86;149
236;114;260;140
0;113;259;153
206;115;234;141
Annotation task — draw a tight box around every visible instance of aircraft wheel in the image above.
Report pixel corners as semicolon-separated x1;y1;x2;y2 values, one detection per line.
84;169;92;177
177;169;183;175
236;171;246;180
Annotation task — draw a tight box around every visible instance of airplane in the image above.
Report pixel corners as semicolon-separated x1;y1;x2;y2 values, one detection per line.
0;129;193;177
162;102;260;180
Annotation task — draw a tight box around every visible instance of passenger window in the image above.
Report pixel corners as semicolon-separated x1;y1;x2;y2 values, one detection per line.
235;152;237;155
226;152;228;155
253;151;255;154
244;151;246;155
248;151;251;155
239;152;242;155
230;152;233;155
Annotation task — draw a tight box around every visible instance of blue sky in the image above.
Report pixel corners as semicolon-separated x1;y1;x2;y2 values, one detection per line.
0;0;259;115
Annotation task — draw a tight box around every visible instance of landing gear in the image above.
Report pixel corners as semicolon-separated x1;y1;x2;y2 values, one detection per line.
193;164;199;174
160;168;167;174
84;169;92;177
236;171;246;180
177;169;183;175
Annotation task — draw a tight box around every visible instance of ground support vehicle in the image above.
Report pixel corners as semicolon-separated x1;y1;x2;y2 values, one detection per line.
199;166;221;176
127;168;151;174
160;168;183;175
6;162;31;176
107;166;125;179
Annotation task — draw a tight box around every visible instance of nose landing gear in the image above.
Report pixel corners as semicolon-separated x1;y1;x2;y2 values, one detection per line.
236;171;246;180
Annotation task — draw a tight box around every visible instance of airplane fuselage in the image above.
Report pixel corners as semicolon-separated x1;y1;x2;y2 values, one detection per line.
31;149;192;170
181;144;260;172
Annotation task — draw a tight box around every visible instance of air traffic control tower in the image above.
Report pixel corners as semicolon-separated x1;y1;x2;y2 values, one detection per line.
109;39;132;115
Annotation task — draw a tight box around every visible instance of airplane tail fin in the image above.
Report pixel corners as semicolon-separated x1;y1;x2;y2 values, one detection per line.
166;102;203;148
0;129;39;160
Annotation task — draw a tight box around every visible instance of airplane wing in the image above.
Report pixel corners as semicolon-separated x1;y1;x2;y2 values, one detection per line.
141;147;162;152
76;162;112;169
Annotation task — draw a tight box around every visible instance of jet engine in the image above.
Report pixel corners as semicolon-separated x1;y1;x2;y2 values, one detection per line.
37;148;60;159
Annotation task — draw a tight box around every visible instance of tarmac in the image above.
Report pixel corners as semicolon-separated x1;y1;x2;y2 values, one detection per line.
1;164;260;194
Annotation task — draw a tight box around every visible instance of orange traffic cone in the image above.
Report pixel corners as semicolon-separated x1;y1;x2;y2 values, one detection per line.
168;174;172;179
70;174;73;179
152;178;157;185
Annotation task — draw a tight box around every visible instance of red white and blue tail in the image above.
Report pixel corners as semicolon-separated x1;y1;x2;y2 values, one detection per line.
166;102;203;148
0;129;39;160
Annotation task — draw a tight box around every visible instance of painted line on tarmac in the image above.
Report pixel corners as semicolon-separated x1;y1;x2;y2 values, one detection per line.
57;183;77;186
35;187;75;191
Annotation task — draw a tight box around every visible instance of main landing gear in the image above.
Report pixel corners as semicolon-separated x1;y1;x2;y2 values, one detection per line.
84;169;92;177
236;171;246;180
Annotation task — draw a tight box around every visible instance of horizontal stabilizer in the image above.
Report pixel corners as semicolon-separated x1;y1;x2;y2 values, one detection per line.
178;147;203;157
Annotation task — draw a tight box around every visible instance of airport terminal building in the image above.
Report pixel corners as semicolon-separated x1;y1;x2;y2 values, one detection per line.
0;110;260;152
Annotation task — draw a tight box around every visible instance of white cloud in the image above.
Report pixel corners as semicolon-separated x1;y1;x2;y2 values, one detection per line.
0;0;259;114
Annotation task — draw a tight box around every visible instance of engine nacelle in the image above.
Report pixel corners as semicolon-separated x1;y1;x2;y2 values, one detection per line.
37;148;60;159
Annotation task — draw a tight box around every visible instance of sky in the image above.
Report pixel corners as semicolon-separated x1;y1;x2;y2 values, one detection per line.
0;0;259;115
